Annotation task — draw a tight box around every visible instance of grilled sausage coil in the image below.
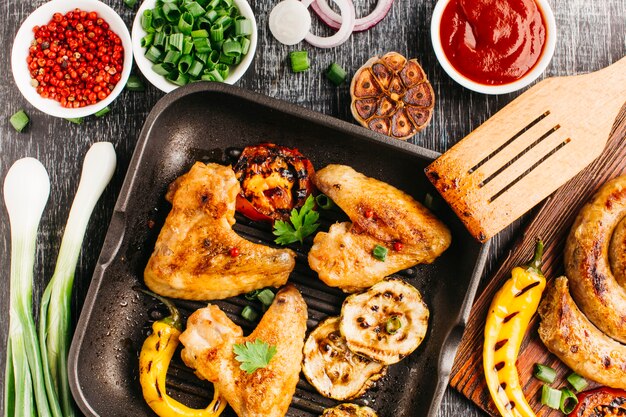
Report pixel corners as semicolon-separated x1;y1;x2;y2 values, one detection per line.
538;277;626;390
564;175;626;344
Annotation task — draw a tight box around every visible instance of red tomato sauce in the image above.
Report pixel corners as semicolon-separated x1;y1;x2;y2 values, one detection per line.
439;0;547;85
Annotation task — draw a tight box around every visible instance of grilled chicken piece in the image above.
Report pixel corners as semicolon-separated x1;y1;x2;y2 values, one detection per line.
144;162;296;300
179;285;308;417
308;165;451;292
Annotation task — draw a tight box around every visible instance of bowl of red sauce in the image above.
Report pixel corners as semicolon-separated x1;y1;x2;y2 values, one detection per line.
431;0;556;94
11;0;132;118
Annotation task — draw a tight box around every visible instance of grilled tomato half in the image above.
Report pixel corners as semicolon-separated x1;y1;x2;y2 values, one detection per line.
233;143;315;222
350;52;435;140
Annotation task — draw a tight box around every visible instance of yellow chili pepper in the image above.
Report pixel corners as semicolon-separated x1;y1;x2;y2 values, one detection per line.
483;240;546;417
139;291;227;417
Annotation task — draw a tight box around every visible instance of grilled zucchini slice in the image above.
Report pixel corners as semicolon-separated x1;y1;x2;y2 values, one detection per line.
302;317;387;400
340;278;429;365
321;403;379;417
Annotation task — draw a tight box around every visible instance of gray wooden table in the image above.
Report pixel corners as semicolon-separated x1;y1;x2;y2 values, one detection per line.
0;0;624;416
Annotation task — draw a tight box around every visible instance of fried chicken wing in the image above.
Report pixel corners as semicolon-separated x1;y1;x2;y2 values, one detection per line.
308;165;451;292
144;162;296;300
179;285;308;417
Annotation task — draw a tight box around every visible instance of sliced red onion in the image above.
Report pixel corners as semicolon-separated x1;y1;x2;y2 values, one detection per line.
301;0;356;48
269;0;312;45
311;0;394;32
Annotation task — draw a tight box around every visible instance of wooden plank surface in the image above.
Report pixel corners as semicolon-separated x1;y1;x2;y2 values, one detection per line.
0;0;624;416
450;106;626;416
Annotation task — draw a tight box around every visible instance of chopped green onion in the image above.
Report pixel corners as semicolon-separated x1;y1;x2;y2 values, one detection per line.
145;45;164;63
191;28;209;38
163;50;182;65
244;289;261;301
124;0;138;8
142;0;251;86
186;1;206;17
326;62;347;85
219;52;237;65
193;36;212;53
240;36;251;55
167;71;189;86
178;11;194;34
241;306;259;322
215;15;232;30
9;110;29;132
234;18;252;36
223;38;242;56
216;63;229;79
204;9;218;22
182;37;194;54
257;289;275;307
533;364;556;384
560;387;578;414
169;32;184;50
94;106;110;117
188;60;204;77
152;62;174;75
178;54;193;73
210;23;224;42
142;9;153;31
153;31;167;47
315;194;335;210
289;50;310;73
65;117;83;124
566;373;588;392
541;385;561;410
386;316;402;334
163;2;181;22
372;245;388;262
126;74;146;91
141;33;154;48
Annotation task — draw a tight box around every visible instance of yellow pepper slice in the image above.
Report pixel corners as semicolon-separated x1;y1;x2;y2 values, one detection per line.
483;240;546;417
139;292;227;417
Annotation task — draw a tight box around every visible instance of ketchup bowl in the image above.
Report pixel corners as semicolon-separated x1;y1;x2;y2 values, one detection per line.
11;0;132;118
431;0;556;95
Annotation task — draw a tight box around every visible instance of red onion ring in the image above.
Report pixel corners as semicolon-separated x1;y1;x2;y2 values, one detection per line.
301;0;356;48
311;0;394;32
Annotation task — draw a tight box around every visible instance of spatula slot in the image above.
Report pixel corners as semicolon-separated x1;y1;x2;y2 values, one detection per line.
468;111;550;174
479;124;561;188
488;137;571;203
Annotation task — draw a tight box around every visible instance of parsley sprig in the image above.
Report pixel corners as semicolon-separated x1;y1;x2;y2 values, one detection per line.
273;195;320;245
233;339;277;374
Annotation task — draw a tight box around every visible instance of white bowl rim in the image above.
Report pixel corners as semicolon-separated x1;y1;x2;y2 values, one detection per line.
11;0;133;118
430;0;557;95
131;0;257;93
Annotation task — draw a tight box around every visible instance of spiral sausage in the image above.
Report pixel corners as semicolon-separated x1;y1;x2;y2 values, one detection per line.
564;175;626;344
538;277;626;390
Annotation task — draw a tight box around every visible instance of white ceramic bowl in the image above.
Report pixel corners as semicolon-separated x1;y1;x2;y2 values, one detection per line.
11;0;133;118
132;0;257;93
431;0;557;95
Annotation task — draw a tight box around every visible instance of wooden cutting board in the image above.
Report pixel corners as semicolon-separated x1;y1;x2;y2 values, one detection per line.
449;104;626;417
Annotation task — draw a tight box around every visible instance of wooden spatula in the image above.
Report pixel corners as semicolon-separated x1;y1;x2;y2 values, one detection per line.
425;57;626;242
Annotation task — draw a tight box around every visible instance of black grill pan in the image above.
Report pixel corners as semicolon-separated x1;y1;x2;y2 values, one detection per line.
68;82;489;417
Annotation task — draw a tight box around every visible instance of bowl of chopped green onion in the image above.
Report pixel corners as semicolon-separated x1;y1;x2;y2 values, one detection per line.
132;0;257;92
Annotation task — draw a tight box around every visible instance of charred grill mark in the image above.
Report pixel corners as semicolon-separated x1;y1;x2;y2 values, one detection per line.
603;356;612;368
494;339;508;351
147;360;152;373
587;241;609;297
212;398;222;412
500;382;507;391
503;311;519;323
155;381;162;398
515;281;540;297
494;361;505;371
506;401;516;410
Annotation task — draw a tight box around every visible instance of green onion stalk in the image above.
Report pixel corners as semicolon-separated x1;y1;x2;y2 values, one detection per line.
39;143;116;417
3;158;61;417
